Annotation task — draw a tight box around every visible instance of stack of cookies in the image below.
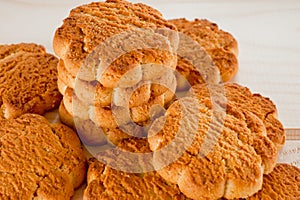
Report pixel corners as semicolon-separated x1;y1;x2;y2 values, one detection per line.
1;1;296;200
53;0;179;145
51;1;290;199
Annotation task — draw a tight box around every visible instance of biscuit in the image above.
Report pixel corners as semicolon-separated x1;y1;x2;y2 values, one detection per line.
0;114;86;199
169;18;238;90
189;83;279;174
148;97;265;199
57;59;76;89
190;83;285;151
63;87;90;121
59;100;75;128
169;19;238;55
59;100;144;146
84;138;189;200
53;0;178;87
62;83;174;129
58;58;176;108
0;43;62;119
248;164;300;199
59;101;108;145
90;90;173;129
57;77;68;96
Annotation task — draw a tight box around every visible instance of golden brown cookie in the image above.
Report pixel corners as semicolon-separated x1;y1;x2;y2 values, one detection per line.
53;0;178;87
148;97;265;199
169;18;238;90
63;87;90;121
248;164;300;199
59;100;144;146
62;83;174;129
84;138;189;200
0;114;86;199
58;58;176;108
190;83;285;151
189;83;279;174
59;100;75;128
0;43;62;119
59;101;108;145
57;59;76;89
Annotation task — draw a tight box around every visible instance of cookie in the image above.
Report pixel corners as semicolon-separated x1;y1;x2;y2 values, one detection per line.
59;100;144;146
190;83;285;151
169;18;238;90
57;59;76;89
248;164;300;199
0;43;62;119
53;0;178;86
0;114;86;199
58;58;176;108
169;19;238;56
84;138;189;200
189;83;279;174
58;100;75;128
148;97;265;199
62;87;90;121
62;83;174;129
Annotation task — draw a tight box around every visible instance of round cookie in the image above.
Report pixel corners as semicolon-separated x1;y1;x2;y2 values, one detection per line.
0;114;86;199
248;164;300;199
169;18;238;90
169;18;238;56
190;83;285;150
63;87;90;121
84;139;189;200
59;101;144;146
190;83;285;151
53;0;178;87
58;58;176;108
189;83;279;174
148;97;266;199
58;100;75;128
62;83;175;129
57;59;76;89
0;43;62;119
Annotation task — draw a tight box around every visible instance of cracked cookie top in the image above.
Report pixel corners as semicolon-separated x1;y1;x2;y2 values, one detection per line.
53;0;177;87
190;83;285;151
0;43;62;119
0;114;86;199
148;95;265;199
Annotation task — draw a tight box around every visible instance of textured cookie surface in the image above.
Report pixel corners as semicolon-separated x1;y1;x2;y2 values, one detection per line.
148;96;265;199
169;18;238;90
0;43;62;119
248;164;300;199
189;83;279;174
84;138;189;200
0;114;86;199
53;0;177;87
190;83;285;151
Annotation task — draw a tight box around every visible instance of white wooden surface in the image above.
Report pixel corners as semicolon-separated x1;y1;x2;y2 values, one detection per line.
0;0;299;128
